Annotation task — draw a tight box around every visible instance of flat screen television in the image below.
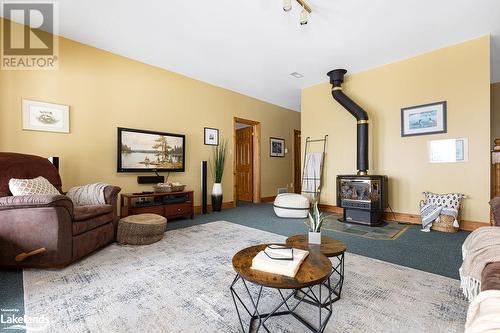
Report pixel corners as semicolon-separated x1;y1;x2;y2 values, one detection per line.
117;127;186;172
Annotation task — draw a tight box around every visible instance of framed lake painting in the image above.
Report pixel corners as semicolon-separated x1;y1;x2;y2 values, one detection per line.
117;127;185;172
401;101;447;137
22;99;70;133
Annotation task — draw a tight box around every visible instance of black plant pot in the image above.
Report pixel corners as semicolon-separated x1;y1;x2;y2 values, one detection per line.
211;194;223;212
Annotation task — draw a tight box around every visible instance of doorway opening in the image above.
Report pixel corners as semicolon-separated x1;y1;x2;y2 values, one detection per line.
293;129;301;194
233;117;261;205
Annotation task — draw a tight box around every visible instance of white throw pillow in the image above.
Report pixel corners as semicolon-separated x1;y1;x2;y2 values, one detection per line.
8;176;60;196
424;192;463;210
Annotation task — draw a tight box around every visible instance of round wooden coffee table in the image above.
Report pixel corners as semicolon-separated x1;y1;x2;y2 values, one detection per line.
286;235;347;306
230;244;333;332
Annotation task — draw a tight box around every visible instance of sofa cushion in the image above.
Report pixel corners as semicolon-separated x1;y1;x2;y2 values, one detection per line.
482;262;500;291
73;204;113;221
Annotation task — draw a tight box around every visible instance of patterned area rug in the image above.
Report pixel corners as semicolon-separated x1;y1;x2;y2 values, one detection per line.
307;214;411;240
23;221;467;333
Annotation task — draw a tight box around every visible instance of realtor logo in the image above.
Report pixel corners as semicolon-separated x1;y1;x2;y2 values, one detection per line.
1;1;59;70
0;308;50;332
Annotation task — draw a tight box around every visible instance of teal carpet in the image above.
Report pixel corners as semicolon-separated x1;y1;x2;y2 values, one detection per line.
0;201;469;331
169;202;469;279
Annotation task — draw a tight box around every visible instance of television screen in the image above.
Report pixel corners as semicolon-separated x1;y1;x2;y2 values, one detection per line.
117;127;185;172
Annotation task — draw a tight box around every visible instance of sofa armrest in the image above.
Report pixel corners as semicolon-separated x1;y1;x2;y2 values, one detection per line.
490;196;500;226
0;203;73;267
103;186;121;234
0;194;73;215
481;262;500;291
103;186;121;206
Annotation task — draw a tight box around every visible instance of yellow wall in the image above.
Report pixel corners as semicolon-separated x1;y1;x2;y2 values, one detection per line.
492;83;500;145
0;21;300;205
302;36;491;223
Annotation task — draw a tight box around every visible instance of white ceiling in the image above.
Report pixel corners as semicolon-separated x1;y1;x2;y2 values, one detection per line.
5;0;500;111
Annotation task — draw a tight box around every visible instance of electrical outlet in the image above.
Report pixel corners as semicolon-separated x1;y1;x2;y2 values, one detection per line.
277;187;288;195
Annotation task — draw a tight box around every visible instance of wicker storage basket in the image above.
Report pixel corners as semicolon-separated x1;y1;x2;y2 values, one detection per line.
431;214;458;233
153;184;186;193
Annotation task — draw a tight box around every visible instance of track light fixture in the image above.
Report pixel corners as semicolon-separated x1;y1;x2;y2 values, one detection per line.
283;0;292;12
299;5;308;25
282;0;312;26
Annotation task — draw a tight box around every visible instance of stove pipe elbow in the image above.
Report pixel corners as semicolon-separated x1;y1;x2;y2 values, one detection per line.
327;69;369;175
327;69;368;121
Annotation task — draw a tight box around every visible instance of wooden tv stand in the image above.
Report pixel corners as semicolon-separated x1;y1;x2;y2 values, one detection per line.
120;191;194;220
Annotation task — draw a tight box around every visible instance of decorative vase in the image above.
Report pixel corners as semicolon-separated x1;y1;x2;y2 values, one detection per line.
308;231;322;245
211;183;223;212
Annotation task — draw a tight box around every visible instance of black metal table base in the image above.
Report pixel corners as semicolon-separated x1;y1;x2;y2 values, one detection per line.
230;275;332;333
295;253;344;308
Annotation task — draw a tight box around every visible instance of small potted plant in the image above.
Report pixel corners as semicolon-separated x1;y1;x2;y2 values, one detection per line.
210;139;227;212
308;200;325;244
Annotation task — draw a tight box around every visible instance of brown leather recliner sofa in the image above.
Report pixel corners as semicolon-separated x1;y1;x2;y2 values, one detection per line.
481;196;500;291
0;152;121;268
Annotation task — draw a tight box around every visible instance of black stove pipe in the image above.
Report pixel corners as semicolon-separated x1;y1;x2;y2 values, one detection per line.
327;69;369;175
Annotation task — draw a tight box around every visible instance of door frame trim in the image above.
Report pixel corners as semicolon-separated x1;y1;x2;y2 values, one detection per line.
293;129;301;194
233;117;261;203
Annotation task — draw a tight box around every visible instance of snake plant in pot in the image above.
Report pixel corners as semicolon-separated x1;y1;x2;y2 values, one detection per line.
308;200;325;244
210;139;227;212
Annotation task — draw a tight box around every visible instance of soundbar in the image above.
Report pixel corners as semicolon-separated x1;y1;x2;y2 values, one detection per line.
137;175;165;184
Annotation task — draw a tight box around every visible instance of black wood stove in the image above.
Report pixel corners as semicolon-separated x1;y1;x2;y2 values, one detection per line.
327;69;388;226
336;175;388;226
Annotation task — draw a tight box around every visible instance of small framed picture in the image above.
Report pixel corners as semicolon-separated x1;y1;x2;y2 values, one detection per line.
22;99;69;133
401;101;447;137
204;127;219;146
270;137;285;157
428;138;468;163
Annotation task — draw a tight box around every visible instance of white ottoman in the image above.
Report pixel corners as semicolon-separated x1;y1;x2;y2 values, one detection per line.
273;193;310;218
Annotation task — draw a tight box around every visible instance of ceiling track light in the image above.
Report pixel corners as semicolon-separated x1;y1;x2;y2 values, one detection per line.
296;0;312;13
283;0;292;12
299;4;308;25
282;0;312;25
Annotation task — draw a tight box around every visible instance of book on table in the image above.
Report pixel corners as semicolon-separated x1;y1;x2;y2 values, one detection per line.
251;245;309;278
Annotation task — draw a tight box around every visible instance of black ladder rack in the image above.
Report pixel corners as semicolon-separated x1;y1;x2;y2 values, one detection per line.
301;135;328;202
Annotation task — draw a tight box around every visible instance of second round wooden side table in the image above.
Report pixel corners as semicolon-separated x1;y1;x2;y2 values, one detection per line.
286;234;347;307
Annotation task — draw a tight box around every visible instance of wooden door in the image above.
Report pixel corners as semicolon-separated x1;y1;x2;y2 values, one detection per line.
236;127;253;201
294;129;301;194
